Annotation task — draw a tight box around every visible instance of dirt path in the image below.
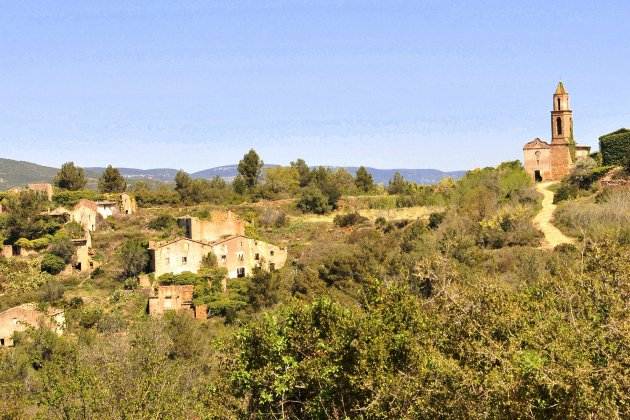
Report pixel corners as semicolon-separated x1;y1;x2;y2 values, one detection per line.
533;182;575;249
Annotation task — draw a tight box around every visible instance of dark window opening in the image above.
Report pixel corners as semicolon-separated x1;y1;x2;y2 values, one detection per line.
556;117;563;136
269;263;276;271
1;338;5;346
270;250;275;257
255;253;260;260
557;97;561;110
534;170;543;183
237;267;245;278
182;257;187;264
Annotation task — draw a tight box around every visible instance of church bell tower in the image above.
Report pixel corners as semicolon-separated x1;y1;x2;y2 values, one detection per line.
551;82;573;144
549;82;573;179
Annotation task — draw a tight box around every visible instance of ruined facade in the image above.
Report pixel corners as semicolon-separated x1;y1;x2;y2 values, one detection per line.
523;82;591;182
149;212;287;279
0;304;64;347
177;212;245;242
148;285;194;317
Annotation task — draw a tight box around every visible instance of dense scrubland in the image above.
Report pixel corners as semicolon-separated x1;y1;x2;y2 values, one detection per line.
0;151;629;419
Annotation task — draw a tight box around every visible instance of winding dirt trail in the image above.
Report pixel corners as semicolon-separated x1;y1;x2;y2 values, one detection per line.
533;182;575;250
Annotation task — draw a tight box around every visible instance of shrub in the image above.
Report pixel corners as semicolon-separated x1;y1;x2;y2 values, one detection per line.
333;212;368;227
428;212;446;230
297;187;332;214
79;307;103;329
48;237;76;263
38;280;64;302
40;253;66;275
148;214;176;230
599;128;630;166
118;239;149;278
259;208;287;227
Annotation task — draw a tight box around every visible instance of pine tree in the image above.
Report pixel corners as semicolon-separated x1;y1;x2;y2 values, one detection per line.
98;165;127;193
53;162;87;191
355;166;374;192
238;149;264;188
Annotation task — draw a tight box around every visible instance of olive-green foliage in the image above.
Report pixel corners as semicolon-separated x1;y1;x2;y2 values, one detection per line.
53;161;87;191
333;212;368;227
238;149;264;188
174;170;236;204
2;190;60;244
599;128;630;166
297;186;332;214
98;165;127;193
148;214;177;231
355;166;374;192
47;237;76;263
40;253;66;275
52;189;102;207
132;181;180;206
118;239;149;278
0;257;53;301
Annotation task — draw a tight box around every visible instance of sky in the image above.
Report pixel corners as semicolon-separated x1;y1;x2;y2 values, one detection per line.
1;1;629;172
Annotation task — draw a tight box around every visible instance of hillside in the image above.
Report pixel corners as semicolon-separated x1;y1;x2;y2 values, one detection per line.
0;158;59;189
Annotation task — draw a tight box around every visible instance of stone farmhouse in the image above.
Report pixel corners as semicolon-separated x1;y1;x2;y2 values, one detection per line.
523;82;591;182
147;284;209;318
0;303;64;347
148;212;287;279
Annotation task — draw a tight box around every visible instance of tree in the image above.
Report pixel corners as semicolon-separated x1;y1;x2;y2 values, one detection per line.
232;175;247;195
238;149;264;188
98;165;127;193
263;166;299;195
290;158;312;187
118;239;149;278
54;162;87;191
355;166;374;192
174;170;192;201
297;186;331;214
387;172;408;195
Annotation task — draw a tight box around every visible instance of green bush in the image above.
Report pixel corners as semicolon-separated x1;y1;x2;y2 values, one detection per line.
48;237;76;263
148;214;177;230
40;253;66;275
333;212;368;227
599;128;630;166
297;186;332;214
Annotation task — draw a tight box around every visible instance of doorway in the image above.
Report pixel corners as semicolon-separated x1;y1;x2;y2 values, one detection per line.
534;170;543;183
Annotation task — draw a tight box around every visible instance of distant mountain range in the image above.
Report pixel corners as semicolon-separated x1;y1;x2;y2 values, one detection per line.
0;158;466;190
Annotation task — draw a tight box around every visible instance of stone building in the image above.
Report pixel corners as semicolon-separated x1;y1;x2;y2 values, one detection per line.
0;304;64;347
120;193;137;215
177;212;245;242
148;212;287;279
148;284;194;317
523;82;591;182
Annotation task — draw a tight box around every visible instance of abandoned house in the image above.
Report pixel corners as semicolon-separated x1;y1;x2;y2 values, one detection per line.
96;194;137;219
96;200;118;219
177;212;245;242
47;199;98;232
523;82;591;182
0;304;64;347
149;212;287;279
148;284;194;317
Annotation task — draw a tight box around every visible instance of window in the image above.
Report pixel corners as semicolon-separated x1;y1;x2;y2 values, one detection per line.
237;267;246;278
557;97;561;109
182;256;187;265
255;253;260;260
0;338;4;346
270;263;276;271
556;117;563;135
221;255;227;262
270;250;275;257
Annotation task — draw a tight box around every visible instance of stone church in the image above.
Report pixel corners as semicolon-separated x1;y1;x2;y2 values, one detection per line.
523;82;591;182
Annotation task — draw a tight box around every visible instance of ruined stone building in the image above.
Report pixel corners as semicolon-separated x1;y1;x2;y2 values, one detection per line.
148;284;194;317
523;82;591;182
148;213;287;279
96;193;137;218
0;304;64;347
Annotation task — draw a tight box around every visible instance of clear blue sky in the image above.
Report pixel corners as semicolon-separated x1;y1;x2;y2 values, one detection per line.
1;1;629;172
